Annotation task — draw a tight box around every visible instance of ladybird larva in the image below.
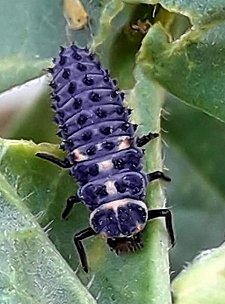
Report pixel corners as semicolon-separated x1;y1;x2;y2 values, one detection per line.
37;44;175;272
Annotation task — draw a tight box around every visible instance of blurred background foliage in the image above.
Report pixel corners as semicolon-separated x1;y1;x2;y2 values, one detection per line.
1;1;225;304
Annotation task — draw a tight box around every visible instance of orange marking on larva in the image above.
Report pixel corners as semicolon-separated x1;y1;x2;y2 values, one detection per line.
73;149;88;161
117;136;131;151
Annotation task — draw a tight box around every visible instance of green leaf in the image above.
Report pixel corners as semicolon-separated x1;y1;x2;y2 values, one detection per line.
0;139;96;304
134;0;225;122
0;0;103;93
164;95;225;197
92;2;166;89
0;0;62;93
162;97;225;301
172;243;225;304
127;67;172;304
92;0;126;50
92;0;136;88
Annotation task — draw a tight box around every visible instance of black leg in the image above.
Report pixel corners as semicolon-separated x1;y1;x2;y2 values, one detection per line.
148;209;175;246
62;195;80;219
147;170;171;182
136;132;159;147
74;227;96;273
36;152;73;168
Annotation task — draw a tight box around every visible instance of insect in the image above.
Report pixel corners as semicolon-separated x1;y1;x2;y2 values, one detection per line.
36;44;175;272
130;19;151;35
63;0;88;30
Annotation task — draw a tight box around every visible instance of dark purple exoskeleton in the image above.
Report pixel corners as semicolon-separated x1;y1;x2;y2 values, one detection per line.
36;44;175;272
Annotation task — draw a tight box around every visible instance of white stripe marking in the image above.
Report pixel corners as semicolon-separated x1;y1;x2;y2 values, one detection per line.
98;160;113;171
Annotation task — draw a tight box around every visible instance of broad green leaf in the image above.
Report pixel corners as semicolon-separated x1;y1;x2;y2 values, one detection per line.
132;0;225;122
162;97;225;292
92;0;126;51
92;2;165;88
127;68;172;304
92;0;136;88
164;95;225;198
0;140;96;304
166;139;225;277
172;243;225;304
0;0;103;93
93;0;225;120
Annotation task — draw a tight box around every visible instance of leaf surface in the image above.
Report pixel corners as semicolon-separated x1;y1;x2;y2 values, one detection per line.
133;0;225;122
172;243;225;304
0;139;96;304
163;97;225;303
0;0;102;93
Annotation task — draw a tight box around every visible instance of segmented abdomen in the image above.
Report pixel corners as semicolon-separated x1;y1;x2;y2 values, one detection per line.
50;45;147;211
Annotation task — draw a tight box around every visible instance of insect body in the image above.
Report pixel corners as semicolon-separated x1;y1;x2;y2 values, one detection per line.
36;45;175;272
63;0;88;30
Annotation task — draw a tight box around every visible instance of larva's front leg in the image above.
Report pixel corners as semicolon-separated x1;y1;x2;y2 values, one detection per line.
136;132;159;147
36;152;73;168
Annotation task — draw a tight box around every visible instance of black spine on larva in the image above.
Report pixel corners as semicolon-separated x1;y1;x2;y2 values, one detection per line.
50;45;147;211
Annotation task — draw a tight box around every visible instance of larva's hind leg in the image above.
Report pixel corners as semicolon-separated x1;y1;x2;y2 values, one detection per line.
36;152;73;168
74;227;96;273
62;195;80;219
136;132;159;147
148;209;175;247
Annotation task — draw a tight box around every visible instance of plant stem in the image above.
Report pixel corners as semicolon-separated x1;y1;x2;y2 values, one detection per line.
128;58;172;303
